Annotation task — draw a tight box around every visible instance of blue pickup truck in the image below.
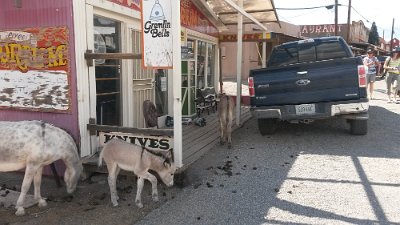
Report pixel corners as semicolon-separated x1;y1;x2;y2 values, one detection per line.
248;37;369;135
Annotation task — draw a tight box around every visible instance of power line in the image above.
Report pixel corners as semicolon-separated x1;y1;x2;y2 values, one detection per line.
276;5;336;10
277;8;322;19
276;4;399;39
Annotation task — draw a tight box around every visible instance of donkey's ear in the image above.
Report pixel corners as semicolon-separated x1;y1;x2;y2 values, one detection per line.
166;148;174;161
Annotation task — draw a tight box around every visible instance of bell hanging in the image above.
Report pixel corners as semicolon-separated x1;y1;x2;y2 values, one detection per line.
149;0;165;21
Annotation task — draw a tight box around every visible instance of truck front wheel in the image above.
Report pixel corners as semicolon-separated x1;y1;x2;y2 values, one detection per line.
349;119;367;135
258;118;279;135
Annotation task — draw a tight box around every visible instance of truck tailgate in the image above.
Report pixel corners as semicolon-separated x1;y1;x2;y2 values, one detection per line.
250;57;361;107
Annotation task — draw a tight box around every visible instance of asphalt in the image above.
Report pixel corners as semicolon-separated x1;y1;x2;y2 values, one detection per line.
137;79;400;225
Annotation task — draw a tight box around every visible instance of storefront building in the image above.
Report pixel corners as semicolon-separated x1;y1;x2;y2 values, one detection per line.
0;0;225;170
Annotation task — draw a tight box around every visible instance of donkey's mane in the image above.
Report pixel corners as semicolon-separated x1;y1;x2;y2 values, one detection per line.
140;147;173;166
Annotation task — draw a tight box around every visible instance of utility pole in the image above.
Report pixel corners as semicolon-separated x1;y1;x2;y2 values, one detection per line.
346;0;351;42
335;0;338;36
390;18;395;53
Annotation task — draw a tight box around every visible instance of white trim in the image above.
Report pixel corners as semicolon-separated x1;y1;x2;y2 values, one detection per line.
172;0;183;168
236;0;243;126
86;0;140;19
123;25;135;127
186;28;218;44
120;23;130;127
86;5;99;154
73;1;91;157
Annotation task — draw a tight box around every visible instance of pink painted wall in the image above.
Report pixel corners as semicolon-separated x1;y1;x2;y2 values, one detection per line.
0;0;79;144
220;42;262;81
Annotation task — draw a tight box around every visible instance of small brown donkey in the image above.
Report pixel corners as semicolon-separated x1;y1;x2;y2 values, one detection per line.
98;139;176;208
218;93;235;148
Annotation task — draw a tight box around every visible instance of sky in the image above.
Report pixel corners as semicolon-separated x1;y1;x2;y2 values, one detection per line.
274;0;399;41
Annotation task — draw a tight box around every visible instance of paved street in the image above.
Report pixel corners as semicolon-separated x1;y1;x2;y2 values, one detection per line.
137;79;400;225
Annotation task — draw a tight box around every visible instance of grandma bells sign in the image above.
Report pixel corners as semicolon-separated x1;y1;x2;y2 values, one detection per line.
141;0;173;69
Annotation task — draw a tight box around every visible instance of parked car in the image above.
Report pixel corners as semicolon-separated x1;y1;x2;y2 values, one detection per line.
248;37;369;135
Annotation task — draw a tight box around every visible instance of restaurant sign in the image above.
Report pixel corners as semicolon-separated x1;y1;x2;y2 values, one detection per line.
300;24;347;38
0;27;71;112
141;0;173;69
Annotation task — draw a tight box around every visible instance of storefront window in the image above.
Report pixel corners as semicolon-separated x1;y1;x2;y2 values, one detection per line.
207;44;215;87
94;15;121;125
197;40;206;89
155;69;168;116
185;39;195;60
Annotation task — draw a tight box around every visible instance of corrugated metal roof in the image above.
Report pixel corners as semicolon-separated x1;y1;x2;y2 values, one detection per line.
204;0;279;27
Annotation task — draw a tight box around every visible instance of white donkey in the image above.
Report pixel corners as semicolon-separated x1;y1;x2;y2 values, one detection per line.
0;120;83;216
98;138;176;208
218;93;235;148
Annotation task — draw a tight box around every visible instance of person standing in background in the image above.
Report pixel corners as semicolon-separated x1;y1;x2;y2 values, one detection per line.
383;47;400;103
363;49;380;99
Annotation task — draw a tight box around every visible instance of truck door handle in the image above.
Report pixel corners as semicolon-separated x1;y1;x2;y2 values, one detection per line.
297;71;308;75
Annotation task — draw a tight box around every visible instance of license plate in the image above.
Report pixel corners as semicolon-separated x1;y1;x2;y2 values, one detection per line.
295;104;315;115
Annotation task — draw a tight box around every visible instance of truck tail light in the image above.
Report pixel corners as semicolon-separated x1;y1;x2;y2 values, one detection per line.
248;77;255;97
358;65;366;87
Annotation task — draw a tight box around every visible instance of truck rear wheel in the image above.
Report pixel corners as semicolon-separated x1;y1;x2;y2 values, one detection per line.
349;119;367;135
258;119;279;135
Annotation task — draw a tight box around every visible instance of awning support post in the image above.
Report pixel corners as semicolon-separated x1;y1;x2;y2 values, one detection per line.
235;0;243;126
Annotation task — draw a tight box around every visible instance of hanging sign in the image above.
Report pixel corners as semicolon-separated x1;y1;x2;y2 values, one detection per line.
141;0;173;69
99;132;173;151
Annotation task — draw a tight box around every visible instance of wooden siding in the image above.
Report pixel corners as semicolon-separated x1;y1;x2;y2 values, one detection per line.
0;0;80;142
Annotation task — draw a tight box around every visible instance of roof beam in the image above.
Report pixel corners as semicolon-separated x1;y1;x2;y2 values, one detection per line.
223;0;269;31
218;9;275;15
224;20;279;26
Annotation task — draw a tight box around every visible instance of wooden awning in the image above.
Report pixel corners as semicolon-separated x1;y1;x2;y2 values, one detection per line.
193;0;280;31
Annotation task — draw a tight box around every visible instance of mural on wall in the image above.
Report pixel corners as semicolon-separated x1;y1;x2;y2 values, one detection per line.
107;0;141;11
180;0;218;37
0;27;71;112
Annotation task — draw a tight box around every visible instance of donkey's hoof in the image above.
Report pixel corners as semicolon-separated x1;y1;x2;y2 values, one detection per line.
15;207;25;216
38;199;47;208
135;200;143;208
111;201;119;207
152;195;159;202
228;143;232;149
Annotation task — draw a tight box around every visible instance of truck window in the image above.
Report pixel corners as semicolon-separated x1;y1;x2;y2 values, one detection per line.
268;46;298;67
298;44;316;63
316;42;347;60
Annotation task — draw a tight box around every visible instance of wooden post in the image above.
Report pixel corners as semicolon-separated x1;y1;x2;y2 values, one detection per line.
236;0;243;126
346;0;351;42
172;0;183;168
335;0;338;36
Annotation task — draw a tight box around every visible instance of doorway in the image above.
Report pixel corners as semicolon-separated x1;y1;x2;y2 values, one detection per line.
93;15;121;126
